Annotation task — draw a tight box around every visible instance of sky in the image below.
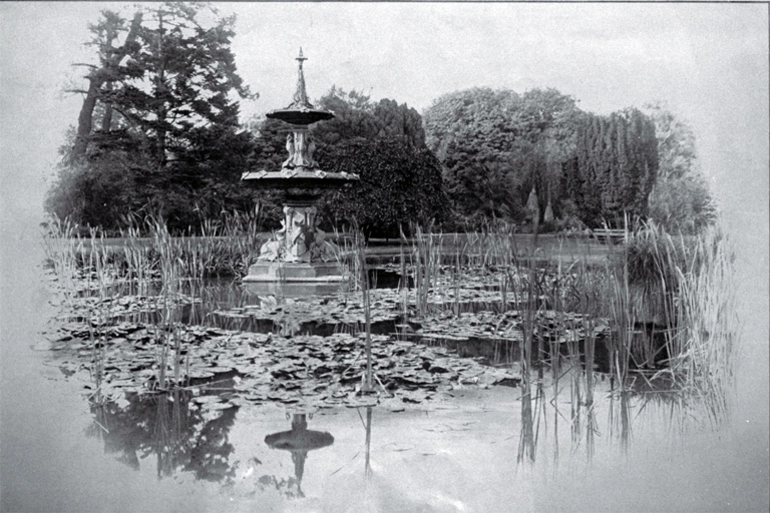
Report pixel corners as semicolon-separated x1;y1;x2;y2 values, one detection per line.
1;2;768;246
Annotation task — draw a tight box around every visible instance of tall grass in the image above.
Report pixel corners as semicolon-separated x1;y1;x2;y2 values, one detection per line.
393;218;737;464
356;231;375;393
44;212;269;393
617;221;738;393
41;216;82;300
660;225;738;400
411;223;442;317
46;210;266;284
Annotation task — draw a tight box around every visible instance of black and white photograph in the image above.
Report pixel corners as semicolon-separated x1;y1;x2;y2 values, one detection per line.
1;2;768;512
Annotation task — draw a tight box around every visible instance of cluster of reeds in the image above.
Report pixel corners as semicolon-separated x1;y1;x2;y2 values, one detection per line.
44;211;266;284
644;224;737;399
84;228;115;402
43;211;268;395
390;218;736;462
328;226;360;291
456;219;521;269
41;216;83;306
132;210;264;279
410;223;443;316
43;221;125;403
148;218;184;391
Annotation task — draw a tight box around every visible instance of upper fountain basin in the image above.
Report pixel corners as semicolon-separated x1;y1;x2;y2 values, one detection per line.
266;108;335;126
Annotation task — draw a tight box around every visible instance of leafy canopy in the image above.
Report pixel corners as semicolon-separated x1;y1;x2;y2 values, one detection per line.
643;102;716;233
47;2;258;233
423;87;583;228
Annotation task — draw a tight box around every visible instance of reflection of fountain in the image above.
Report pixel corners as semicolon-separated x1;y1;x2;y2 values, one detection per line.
242;49;358;294
264;412;334;497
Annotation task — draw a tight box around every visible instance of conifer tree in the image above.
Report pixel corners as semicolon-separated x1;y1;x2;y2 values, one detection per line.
47;2;258;232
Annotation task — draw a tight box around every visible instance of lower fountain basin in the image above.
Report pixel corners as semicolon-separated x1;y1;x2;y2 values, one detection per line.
241;169;358;194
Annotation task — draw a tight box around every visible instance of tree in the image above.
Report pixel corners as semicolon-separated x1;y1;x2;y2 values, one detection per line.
318;138;448;238
310;87;426;148
69;10;144;163
566;108;659;227
643;102;716;233
288;87;446;236
47;2;258;233
100;2;255;168
423;87;582;226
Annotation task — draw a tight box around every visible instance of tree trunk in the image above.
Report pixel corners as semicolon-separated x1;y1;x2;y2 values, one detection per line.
101;82;113;132
71;78;100;162
70;10;143;163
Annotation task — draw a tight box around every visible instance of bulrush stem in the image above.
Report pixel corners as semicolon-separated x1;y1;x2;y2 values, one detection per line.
358;233;374;392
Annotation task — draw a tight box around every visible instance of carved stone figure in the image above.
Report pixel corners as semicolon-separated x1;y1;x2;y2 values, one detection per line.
282;134;296;169
283;206;316;262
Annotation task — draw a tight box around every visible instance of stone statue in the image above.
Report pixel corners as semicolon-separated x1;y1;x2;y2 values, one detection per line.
282;134;296;169
283;206;313;262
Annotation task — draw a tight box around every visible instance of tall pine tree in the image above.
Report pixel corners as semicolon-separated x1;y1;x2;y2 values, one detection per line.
47;2;258;232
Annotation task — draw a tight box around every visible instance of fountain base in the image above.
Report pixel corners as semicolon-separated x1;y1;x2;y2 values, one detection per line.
242;262;348;297
243;261;347;283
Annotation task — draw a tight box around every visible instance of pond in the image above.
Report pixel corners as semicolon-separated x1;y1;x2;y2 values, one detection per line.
1;227;768;513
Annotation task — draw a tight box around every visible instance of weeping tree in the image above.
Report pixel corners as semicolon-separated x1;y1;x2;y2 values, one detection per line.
47;2;258;233
643;102;716;233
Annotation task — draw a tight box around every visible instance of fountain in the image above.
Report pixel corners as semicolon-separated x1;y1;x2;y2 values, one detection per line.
242;49;358;292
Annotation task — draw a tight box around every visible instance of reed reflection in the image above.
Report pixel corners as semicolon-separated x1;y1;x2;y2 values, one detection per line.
87;390;238;482
516;358;729;467
363;406;373;479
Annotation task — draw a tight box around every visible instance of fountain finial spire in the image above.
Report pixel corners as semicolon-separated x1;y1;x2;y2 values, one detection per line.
289;47;313;110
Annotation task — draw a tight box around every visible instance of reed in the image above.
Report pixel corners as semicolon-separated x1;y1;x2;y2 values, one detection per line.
607;220;739;396
41;216;84;305
329;226;359;291
411;222;443;317
356;234;375;392
663;224;738;396
48;208;266;284
147;216;186;391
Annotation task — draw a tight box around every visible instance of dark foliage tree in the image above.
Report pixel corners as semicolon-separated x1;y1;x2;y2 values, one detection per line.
313;88;444;236
317;138;448;238
310;87;426;149
47;2;258;233
566;108;659;227
70;10;144;163
423;87;582;227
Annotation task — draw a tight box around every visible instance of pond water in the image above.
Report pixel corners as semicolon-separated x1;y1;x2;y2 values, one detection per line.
1;224;768;512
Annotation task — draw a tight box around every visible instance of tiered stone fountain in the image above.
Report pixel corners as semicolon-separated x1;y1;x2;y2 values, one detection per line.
242;49;358;292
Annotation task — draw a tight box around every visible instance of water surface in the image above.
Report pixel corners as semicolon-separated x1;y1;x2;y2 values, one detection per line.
1;222;768;512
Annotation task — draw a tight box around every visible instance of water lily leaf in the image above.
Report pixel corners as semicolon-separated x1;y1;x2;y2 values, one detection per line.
201;401;234;411
209;366;235;374
193;395;225;404
188;368;215;379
